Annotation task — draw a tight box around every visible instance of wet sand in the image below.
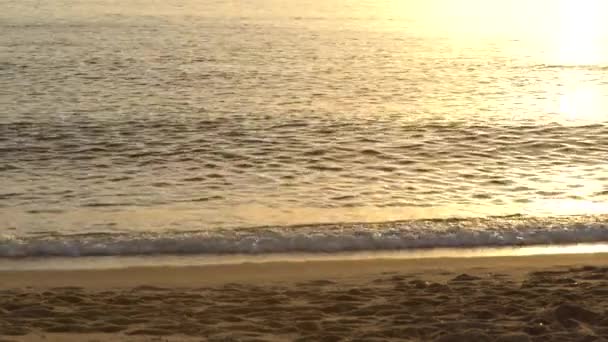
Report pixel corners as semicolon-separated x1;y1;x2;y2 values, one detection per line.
1;253;607;341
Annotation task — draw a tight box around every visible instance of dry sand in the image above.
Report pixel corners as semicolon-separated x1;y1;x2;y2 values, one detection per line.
0;253;607;341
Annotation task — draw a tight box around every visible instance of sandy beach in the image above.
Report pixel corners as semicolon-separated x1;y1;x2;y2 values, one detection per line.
0;253;607;341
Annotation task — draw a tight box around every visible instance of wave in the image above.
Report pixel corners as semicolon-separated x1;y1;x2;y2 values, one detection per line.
2;215;608;257
535;64;608;71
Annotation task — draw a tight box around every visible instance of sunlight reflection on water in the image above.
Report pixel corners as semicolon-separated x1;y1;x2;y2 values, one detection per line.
2;0;608;237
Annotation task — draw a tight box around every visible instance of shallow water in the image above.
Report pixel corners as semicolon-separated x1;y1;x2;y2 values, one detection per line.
2;0;608;255
2;243;608;270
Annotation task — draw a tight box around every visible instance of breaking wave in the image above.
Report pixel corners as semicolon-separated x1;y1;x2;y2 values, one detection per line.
2;215;608;257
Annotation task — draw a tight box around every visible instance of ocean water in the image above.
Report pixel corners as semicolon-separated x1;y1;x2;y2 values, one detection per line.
2;0;608;257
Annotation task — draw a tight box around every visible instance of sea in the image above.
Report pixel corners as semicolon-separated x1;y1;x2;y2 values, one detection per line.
2;0;608;263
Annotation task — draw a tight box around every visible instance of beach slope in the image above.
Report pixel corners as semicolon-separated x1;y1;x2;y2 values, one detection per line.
1;253;607;341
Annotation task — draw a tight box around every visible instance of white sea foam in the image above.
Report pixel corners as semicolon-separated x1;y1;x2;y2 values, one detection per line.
2;215;608;257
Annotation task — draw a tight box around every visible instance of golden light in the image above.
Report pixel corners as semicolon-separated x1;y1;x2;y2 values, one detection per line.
550;0;605;66
557;86;608;124
539;0;608;124
525;198;608;216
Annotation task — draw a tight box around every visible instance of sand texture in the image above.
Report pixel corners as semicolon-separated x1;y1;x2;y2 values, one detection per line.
1;255;608;341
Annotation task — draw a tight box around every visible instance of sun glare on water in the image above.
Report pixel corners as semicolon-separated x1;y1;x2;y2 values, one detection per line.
557;85;608;124
541;0;608;124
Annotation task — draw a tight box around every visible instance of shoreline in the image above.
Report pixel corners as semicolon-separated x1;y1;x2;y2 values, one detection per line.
0;252;607;289
2;242;607;272
1;253;607;341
